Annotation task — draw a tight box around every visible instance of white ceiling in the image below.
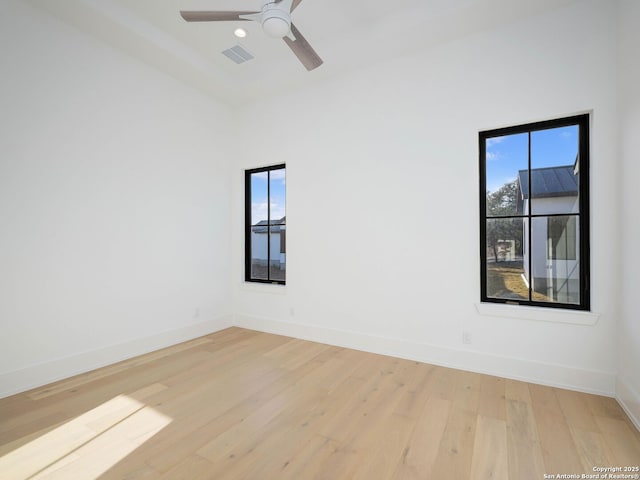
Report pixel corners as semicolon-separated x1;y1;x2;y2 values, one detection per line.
26;0;580;106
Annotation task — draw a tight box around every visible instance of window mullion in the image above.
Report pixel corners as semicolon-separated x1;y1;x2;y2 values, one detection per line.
527;131;532;303
266;170;271;281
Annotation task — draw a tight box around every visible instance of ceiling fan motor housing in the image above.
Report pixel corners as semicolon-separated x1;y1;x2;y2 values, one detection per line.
261;3;291;38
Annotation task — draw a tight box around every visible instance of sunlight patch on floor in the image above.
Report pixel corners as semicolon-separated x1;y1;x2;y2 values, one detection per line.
0;394;172;479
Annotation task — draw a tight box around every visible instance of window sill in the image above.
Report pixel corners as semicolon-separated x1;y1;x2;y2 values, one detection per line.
475;302;600;326
240;281;287;295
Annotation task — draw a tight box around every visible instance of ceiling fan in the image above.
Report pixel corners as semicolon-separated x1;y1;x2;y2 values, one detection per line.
180;0;323;71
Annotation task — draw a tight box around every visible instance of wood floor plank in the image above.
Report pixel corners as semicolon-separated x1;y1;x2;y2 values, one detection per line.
314;356;412;443
584;392;628;420
506;398;546;480
0;419;67;457
197;385;329;479
391;396;451;480
478;374;507;420
306;358;419;480
429;405;477;479
528;383;585;473
0;407;70;447
351;412;416;480
155;454;216;480
1;328;639;480
453;369;482;414
324;360;420;478
556;388;601;432
269;434;340;480
108;365;295;475
469;415;509;480
258;368;373;480
296;347;367;393
195;383;320;463
137;346;337;475
505;378;532;403
423;364;459;401
0;418;97;479
527;383;561;414
392;362;435;420
594;415;640;464
570;426;616;470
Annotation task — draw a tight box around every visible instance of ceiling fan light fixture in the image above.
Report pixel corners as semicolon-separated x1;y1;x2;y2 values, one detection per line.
262;15;290;38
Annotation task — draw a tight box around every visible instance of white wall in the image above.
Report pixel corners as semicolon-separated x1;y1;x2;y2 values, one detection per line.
617;0;640;429
233;0;620;395
0;0;233;397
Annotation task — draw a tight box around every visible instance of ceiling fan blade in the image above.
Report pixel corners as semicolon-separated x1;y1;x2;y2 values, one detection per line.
180;11;257;22
284;23;323;71
291;0;304;12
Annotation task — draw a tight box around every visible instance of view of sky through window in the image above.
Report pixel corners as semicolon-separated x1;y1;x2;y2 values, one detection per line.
485;125;578;193
250;168;286;224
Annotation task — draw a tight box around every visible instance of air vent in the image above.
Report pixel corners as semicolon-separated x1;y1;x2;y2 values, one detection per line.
222;44;254;64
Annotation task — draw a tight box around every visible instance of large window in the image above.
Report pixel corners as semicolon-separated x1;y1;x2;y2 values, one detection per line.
480;114;590;310
245;164;286;284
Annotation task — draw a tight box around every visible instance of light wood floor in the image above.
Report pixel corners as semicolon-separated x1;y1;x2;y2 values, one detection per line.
1;328;639;479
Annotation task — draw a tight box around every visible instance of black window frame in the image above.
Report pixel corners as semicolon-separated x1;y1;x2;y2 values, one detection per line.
479;114;590;311
245;164;286;285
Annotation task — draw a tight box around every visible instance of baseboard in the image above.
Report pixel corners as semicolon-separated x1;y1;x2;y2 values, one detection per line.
234;314;616;397
0;315;234;399
2;313;619;402
616;377;640;432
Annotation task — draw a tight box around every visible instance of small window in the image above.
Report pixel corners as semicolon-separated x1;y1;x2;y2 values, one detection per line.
245;164;286;284
480;114;590;310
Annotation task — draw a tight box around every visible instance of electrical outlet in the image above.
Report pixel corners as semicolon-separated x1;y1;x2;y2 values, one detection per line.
193;308;200;319
462;332;472;345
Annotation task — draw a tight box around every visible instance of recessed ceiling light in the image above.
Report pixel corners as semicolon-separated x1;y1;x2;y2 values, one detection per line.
234;28;247;38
